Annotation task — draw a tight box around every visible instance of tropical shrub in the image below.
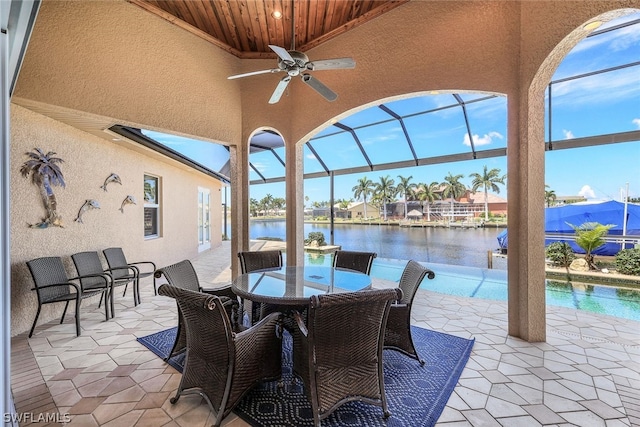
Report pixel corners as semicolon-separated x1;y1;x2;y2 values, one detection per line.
615;248;640;276
545;242;576;268
304;232;326;246
568;222;614;269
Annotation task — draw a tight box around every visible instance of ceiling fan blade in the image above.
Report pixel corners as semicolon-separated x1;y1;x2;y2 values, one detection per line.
301;74;338;102
269;76;292;104
227;68;281;80
269;45;295;65
306;58;356;71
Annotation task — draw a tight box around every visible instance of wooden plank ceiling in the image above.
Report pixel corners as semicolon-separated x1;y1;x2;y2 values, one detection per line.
128;0;408;58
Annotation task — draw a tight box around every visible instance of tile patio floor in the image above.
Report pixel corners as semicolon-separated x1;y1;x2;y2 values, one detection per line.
11;241;640;426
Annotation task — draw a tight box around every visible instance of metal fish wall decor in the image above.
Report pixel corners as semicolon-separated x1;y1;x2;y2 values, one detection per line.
75;199;100;223
119;195;137;213
100;173;122;191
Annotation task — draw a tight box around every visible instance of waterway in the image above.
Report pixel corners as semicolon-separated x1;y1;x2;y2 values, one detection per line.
240;220;640;321
247;220;507;270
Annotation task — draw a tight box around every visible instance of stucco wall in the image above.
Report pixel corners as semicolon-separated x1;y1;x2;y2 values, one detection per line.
10;105;223;336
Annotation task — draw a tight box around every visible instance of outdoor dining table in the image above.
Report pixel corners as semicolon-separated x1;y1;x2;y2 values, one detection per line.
231;265;372;324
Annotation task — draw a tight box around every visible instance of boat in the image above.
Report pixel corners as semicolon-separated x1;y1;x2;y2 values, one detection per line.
497;200;640;256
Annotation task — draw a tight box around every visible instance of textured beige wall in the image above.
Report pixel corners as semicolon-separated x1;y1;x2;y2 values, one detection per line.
14;0;242;146
11;0;640;341
10;105;222;336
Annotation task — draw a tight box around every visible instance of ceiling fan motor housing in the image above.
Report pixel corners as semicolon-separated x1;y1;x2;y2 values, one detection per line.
278;50;310;76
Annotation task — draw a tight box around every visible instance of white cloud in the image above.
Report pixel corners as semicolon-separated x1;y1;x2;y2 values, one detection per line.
633;118;640;129
563;129;575;139
463;131;503;147
252;161;268;173
551;67;640;107
306;153;317;160
578;185;596;199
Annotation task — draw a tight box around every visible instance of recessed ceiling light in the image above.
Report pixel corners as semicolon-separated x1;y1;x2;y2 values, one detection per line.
271;10;282;19
583;21;603;31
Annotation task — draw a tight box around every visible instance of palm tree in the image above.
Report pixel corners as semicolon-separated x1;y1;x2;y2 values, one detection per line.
440;173;466;221
374;175;396;221
469;165;506;221
416;181;440;221
337;198;352;218
545;185;557;207
20;148;66;228
249;198;259;217
396;175;415;219
261;193;274;216
352;176;374;219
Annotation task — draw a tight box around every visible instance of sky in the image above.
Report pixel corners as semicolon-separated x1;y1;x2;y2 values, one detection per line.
148;12;640;206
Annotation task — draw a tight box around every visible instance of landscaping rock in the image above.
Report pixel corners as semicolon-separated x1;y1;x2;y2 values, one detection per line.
569;258;589;272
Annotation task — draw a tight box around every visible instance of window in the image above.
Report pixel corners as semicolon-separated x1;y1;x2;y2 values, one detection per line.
144;174;160;238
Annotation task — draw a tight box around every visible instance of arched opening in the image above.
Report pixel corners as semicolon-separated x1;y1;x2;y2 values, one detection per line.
514;8;640;340
300;91;509;268
248;128;287;246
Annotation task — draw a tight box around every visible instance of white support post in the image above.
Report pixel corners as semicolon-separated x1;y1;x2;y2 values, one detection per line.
1;19;14;424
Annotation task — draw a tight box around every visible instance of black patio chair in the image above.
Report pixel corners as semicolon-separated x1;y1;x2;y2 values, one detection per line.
384;259;435;365
158;284;283;427
72;251;136;314
103;247;156;303
291;287;401;427
26;256;112;337
154;259;241;360
332;250;377;275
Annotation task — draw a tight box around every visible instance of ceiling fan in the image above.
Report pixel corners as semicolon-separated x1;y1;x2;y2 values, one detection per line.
227;2;355;104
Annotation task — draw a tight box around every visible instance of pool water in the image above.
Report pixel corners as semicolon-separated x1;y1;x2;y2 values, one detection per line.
303;252;640;322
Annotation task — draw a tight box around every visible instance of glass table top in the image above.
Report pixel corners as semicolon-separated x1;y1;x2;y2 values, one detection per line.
231;265;372;305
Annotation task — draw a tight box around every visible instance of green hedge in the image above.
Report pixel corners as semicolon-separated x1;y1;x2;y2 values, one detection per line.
615;248;640;276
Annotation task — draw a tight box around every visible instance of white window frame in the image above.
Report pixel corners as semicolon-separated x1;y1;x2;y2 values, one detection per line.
144;174;161;239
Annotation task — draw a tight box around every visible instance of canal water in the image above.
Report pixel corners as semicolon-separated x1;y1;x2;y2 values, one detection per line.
239;220;640;321
248;220;506;270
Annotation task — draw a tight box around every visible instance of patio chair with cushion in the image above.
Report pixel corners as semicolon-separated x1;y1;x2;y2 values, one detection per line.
154;259;240;360
103;247;156;302
71;251;136;314
291;287;402;427
332;250;377;275
158;284;283;427
26;256;112;337
384;259;435;365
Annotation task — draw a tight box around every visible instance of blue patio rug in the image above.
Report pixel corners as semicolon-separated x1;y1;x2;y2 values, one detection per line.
138;326;474;426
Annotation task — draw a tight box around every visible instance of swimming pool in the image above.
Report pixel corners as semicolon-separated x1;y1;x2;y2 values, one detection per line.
303;252;640;322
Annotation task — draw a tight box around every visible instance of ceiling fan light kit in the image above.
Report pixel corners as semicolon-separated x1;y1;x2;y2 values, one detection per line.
227;1;355;104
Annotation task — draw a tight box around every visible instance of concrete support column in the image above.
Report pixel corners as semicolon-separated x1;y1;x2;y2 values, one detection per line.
285;141;304;266
229;143;250;278
506;91;547;342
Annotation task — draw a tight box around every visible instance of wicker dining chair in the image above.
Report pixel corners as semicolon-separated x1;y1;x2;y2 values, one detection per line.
237;250;283;321
237;250;283;273
26;257;112;337
103;247;156;302
154;259;240;360
158;284;283;427
384;259;435;365
332;250;377;275
71;251;136;314
291;287;402;426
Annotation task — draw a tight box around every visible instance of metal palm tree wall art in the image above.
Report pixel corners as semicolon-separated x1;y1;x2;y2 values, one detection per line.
20;148;66;228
